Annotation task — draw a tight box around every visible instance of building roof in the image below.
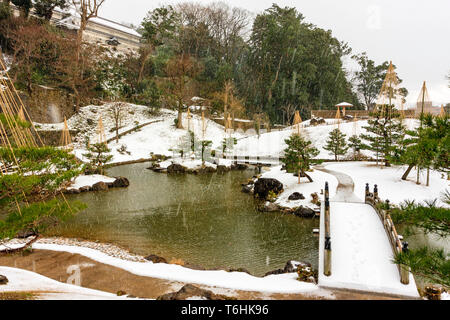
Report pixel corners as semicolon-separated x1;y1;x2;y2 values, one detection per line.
335;102;354;107
53;5;141;38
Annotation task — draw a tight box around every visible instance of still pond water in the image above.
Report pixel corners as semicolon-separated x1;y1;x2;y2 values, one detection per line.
48;163;319;276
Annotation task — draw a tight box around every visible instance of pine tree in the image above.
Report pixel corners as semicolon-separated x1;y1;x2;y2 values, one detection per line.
393;114;449;185
0;146;85;253
195;139;213;165
348;135;363;160
282;134;320;183
324;129;348;161
83;142;113;175
361;105;405;166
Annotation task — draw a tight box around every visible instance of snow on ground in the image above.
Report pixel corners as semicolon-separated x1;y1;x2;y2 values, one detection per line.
318;202;420;298
442;292;450;300
235;119;419;159
0;266;130;300
260;165;338;209
5;243;320;295
323;162;449;207
67;174;116;190
35;103;156;136
36;103;248;164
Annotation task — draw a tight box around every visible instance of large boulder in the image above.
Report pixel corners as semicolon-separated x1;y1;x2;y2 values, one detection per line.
264;260;312;276
113;177;130;188
144;254;167;264
79;186;91;192
310;117;326;126
157;284;230;300
311;192;320;205
197;166;216;174
288;192;305;201
293;206;315;218
0;275;8;285
64;188;81;194
92;181;109;191
241;184;253;194
253;178;283;199
284;260;311;273
297;265;317;284
167;164;186;174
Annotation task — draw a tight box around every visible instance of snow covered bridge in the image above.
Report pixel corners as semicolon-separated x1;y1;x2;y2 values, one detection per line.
317;178;420;298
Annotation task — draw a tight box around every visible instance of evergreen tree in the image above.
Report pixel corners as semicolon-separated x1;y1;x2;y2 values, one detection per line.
282;133;320;183
34;0;68;21
195;139;213;165
82;142;113;175
390;200;450;288
361;105;405;166
222;137;237;155
324;129;348;161
348;135;363;160
393;114;449;185
0;146;85;253
11;0;32;18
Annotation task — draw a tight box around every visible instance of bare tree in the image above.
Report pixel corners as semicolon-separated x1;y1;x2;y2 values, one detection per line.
71;0;106;59
281;104;297;125
165;54;200;129
110;102;124;143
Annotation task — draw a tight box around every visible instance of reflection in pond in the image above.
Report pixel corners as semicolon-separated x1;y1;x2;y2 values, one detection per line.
48;163;319;276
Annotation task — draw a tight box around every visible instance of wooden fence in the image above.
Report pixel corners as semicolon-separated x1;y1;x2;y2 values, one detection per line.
364;184;410;284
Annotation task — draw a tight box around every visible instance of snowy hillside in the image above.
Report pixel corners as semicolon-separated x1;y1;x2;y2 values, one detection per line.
235;119;419;160
35;103;247;164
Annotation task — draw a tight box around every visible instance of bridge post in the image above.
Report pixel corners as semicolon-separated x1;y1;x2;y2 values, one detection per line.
400;241;410;284
365;183;370;202
374;184;378;199
324;184;331;276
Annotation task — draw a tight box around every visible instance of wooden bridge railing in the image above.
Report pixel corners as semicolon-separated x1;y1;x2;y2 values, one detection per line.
365;184;410;285
323;182;332;276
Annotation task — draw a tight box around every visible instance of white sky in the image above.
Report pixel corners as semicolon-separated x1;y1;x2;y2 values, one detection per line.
99;0;450;107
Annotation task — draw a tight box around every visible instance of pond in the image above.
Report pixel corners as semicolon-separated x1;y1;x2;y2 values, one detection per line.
47;163;320;276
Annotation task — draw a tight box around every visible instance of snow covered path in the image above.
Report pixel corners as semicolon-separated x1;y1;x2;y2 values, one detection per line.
315;166;362;203
317;166;419;298
318;203;419;297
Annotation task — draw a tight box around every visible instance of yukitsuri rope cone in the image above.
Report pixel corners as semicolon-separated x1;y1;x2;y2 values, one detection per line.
60;117;73;151
376;61;403;115
335;106;341;130
0;55;73;252
96;115;107;144
293;110;302;136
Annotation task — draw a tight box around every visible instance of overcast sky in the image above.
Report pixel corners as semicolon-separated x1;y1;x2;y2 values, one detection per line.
99;0;450;107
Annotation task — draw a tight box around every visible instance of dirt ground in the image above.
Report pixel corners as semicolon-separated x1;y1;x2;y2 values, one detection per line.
0;249;405;300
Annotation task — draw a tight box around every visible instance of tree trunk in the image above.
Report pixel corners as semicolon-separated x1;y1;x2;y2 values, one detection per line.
302;170;313;183
426;168;430;187
0;235;40;256
416;167;420;185
177;103;183;129
401;163;415;180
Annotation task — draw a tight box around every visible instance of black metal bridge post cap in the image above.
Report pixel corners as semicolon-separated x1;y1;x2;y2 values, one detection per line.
402;241;409;252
